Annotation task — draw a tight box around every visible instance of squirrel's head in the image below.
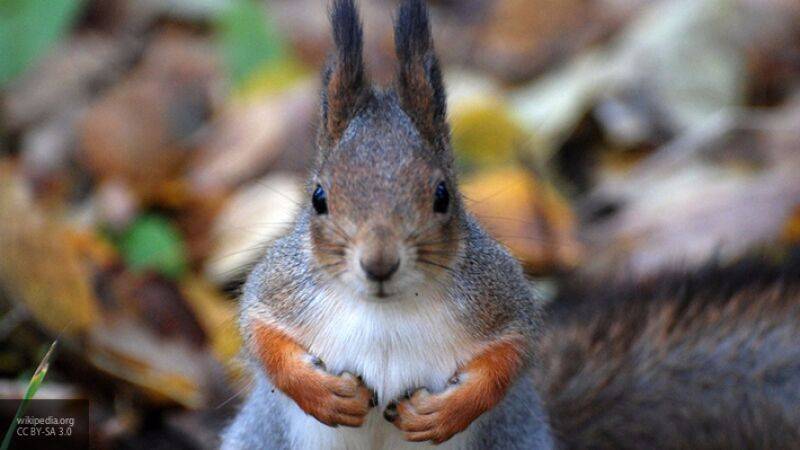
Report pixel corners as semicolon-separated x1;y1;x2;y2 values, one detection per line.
308;0;461;301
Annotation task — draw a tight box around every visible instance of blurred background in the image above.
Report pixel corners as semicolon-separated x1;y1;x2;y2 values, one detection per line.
1;0;799;448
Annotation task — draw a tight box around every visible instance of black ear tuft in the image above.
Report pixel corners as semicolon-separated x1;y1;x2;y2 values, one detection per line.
394;0;448;150
320;0;369;145
395;0;431;64
331;0;363;73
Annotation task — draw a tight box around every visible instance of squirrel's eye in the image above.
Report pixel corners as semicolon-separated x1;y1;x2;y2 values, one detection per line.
312;185;328;215
433;181;449;214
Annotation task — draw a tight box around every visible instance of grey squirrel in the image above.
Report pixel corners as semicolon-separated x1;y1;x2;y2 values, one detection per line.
222;0;800;448
222;0;552;448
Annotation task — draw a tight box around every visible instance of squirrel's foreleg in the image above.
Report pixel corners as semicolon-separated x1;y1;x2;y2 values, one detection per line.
385;334;526;444
250;320;374;427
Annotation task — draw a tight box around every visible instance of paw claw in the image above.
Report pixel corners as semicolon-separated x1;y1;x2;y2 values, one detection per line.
310;355;325;369
383;402;398;422
369;392;378;408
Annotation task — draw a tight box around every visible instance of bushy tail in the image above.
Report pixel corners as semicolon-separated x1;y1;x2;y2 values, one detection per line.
535;255;800;449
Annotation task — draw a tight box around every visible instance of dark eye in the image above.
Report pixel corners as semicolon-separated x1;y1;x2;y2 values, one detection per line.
312;184;328;215
433;181;449;214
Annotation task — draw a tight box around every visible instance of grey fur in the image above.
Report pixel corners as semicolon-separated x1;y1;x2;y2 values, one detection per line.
536;259;800;449
222;373;289;450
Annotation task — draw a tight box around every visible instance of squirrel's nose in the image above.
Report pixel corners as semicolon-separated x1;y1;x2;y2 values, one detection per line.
358;223;400;282
360;256;400;282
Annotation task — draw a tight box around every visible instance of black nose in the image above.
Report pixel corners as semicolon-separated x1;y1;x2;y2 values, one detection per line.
360;258;400;282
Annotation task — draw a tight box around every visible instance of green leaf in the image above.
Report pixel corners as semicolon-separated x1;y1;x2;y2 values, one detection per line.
215;0;286;88
119;214;188;279
1;341;57;450
0;0;84;87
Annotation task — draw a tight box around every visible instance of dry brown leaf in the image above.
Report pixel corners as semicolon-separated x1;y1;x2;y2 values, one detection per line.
204;173;303;284
581;102;800;277
0;164;99;334
0;165;219;408
180;276;242;377
188;82;317;193
3;34;130;131
86;269;220;408
462;166;582;273
781;204;800;245
87;320;211;408
78;31;220;198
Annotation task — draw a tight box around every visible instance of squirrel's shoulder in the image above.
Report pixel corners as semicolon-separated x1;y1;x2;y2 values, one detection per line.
240;212;317;320
450;213;543;335
458;213;533;294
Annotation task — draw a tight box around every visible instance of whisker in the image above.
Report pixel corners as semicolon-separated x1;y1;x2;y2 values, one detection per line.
488;234;580;249
417;257;455;273
472;214;551;228
417;266;453;292
325;266;347;281
413;237;469;248
205;242;274;263
319;261;345;271
406;220;442;242
315;240;348;250
252;179;304;208
216;373;255;409
416;248;456;257
327;221;352;243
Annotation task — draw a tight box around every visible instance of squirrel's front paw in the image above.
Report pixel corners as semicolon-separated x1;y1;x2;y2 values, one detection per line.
286;367;373;428
384;383;485;444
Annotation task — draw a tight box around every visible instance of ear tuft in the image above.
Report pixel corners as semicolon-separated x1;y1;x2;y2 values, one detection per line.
394;0;448;150
331;0;363;72
321;0;369;145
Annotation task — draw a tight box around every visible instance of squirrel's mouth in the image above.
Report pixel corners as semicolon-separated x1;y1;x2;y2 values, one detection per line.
374;284;393;299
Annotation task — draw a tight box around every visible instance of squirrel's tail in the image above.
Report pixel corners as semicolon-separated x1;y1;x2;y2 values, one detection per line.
535;252;800;449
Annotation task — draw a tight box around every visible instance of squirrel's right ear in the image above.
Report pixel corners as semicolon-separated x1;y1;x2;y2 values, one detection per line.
394;0;448;150
320;0;369;145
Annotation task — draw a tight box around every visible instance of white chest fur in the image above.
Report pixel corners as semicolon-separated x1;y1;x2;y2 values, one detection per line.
284;286;477;450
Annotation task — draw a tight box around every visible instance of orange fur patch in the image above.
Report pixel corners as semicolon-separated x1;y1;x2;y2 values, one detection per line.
393;335;526;443
251;320;372;427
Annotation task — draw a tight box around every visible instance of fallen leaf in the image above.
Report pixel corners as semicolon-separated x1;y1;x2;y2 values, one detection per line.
188;83;316;192
462;166;582;273
78;31;220;197
180;276;242;377
0;164;99;335
449;84;525;170
782;204;800;245
204;173;303;284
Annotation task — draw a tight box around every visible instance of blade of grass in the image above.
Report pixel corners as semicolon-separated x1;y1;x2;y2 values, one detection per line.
1;341;57;450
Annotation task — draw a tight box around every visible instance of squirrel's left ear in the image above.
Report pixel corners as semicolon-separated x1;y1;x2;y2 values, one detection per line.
320;0;370;146
394;0;449;150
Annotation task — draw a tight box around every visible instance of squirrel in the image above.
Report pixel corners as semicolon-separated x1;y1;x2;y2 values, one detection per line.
222;0;553;449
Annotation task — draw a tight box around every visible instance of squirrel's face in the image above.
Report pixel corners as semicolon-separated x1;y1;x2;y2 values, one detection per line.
307;0;458;300
309;101;461;300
